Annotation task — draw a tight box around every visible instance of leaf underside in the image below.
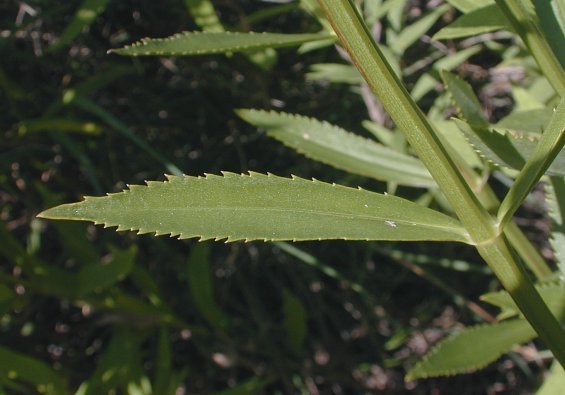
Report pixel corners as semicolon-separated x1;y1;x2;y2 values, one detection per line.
237;109;436;188
38;173;470;243
109;31;335;56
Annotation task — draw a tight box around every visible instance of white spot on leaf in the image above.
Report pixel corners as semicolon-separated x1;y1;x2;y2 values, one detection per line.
385;220;397;228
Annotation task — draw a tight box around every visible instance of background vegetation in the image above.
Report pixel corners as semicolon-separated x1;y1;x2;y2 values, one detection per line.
1;0;559;393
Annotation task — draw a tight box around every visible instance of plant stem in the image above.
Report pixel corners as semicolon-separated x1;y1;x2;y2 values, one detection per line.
318;0;565;366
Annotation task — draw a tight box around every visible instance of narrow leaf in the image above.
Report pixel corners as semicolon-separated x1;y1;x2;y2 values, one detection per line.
390;5;450;54
445;0;495;13
405;320;536;380
481;281;565;320
282;289;307;355
186;243;229;330
547;177;565;280
38;172;470;243
109;32;335;56
0;346;69;395
441;70;489;129
18;118;103;136
48;0;111;52
306;63;363;84
497;98;565;228
434;4;509;40
237;109;436;188
184;0;224;32
536;362;565;395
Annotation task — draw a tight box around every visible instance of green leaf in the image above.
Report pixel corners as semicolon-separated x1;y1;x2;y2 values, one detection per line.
495;108;553;133
48;0;112;52
18;118;103;136
455;119;565;177
405;320;536;380
547;177;565;281
306;63;363;84
537;362;565;395
441;70;489;129
76;245;137;296
109;31;335;56
0;346;69;395
434;4;509;40
186;242;230;331
184;0;224;32
237;109;436;188
445;0;495;13
38;172;470;243
497;98;565;227
481;281;565;320
390;5;450;55
282;289;307;355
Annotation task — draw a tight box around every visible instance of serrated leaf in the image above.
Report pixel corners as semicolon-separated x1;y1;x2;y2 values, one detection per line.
497;98;565;227
441;70;489;129
434;4;510;40
405;320;536;380
38;172;470;243
455;119;565;177
109;31;335;56
481;282;565;320
237;110;436;188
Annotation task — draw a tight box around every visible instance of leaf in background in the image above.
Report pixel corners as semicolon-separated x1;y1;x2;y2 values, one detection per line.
237;109;436;188
153;328;186;395
535;0;565;68
405;320;536;380
211;376;274;395
495;108;553;133
282;288;307;355
441;70;489;129
0;346;69;395
455;119;565;177
536;362;565;395
76;245;137;296
497;98;565;228
434;4;509;40
18;118;103;136
390;5;450;55
109;32;335;57
481;282;565;320
186;242;230;331
306;63;364;84
184;0;224;32
547;177;565;281
444;0;494;13
38;172;470;243
182;0;278;69
48;0;112;52
75;329;149;395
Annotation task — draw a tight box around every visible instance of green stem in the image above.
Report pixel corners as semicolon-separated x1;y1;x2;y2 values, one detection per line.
318;0;565;366
494;0;565;97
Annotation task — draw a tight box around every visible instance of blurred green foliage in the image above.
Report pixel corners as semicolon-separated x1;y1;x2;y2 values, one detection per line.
1;0;561;393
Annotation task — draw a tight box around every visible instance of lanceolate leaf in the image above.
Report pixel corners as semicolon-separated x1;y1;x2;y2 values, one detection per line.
405;320;536;380
38;173;470;243
237;110;436;188
433;4;510;40
481;281;565;320
547;177;565;281
109;32;335;56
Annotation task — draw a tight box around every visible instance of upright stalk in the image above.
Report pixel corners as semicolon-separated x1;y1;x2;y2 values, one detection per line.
317;0;565;366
